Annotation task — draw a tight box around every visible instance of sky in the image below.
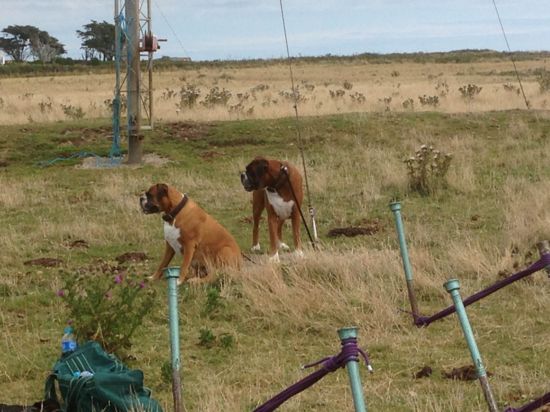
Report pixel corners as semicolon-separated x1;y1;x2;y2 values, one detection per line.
1;0;549;61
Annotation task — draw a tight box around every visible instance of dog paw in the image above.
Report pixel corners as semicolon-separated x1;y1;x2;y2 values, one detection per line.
251;243;261;252
268;252;280;263
277;242;290;251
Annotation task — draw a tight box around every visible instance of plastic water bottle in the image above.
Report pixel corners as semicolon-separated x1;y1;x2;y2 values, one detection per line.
61;326;77;354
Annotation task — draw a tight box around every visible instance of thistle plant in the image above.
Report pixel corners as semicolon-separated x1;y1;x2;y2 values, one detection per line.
404;144;452;195
56;264;156;355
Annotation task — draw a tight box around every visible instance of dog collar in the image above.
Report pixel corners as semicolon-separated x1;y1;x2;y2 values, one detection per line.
162;194;188;223
267;165;289;192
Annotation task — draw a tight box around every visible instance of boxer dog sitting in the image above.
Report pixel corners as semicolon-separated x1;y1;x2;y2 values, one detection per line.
240;156;303;261
140;183;242;284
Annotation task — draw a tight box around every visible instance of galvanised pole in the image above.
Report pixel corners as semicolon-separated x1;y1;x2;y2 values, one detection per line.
125;0;142;164
444;279;499;412
389;201;420;320
164;267;183;412
338;327;367;412
537;240;550;277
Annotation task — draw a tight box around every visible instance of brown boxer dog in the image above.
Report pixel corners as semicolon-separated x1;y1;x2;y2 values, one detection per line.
240;157;303;261
140;183;242;284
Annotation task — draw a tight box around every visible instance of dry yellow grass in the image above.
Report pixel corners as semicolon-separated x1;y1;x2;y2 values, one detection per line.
1;58;549;125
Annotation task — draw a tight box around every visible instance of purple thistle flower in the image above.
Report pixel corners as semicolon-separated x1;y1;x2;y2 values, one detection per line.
114;274;123;284
56;289;65;297
139;281;146;289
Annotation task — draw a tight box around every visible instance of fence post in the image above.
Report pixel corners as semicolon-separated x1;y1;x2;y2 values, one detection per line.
338;327;367;412
389;201;420;320
164;267;183;412
537;240;550;277
444;279;499;412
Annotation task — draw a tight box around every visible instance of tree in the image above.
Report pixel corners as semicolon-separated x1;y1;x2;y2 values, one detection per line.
0;25;65;62
29;30;66;62
77;20;115;61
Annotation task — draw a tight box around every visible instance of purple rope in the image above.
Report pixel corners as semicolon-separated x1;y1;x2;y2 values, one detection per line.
253;337;371;412
503;391;550;412
415;253;550;327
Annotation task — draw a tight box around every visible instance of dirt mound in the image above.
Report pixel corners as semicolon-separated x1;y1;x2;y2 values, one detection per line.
115;252;148;264
23;258;64;267
443;365;493;381
328;219;382;237
414;366;433;379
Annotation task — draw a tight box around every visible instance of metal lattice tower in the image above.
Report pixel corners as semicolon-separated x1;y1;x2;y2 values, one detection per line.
113;0;163;164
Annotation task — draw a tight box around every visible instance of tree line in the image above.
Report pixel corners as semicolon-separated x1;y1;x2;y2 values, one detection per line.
0;21;116;63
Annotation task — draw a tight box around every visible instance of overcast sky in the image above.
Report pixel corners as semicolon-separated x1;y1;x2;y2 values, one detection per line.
1;0;549;61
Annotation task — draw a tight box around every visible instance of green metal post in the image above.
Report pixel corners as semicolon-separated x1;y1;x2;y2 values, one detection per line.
389;201;420;320
338;327;367;412
444;279;499;412
164;267;183;412
537;240;550;277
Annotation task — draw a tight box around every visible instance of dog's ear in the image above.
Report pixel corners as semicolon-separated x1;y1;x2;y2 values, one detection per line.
155;183;169;200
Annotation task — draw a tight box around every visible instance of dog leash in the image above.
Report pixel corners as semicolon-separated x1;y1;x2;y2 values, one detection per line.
280;166;317;250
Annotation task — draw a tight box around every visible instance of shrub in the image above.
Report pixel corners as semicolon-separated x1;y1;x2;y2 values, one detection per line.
329;89;345;99
418;95;439;107
435;79;449;97
458;83;483;100
60;104;85;120
56;264;156;355
202;86;232;107
349;92;366;104
178;84;201;109
404;144;452;195
537;70;550;93
343;80;353;90
402;98;414;111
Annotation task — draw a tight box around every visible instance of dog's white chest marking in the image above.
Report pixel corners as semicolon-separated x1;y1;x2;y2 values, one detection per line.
266;190;295;219
164;221;182;254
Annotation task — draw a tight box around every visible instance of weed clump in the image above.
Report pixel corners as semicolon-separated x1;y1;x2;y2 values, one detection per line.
404;144;452;195
418;95;439;107
459;84;482;100
56;264;156;355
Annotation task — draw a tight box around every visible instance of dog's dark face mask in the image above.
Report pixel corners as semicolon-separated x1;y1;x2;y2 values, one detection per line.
240;159;268;192
139;184;168;214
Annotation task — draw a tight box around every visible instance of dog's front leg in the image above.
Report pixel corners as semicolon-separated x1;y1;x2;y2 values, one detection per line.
150;242;175;280
177;241;197;285
267;212;280;260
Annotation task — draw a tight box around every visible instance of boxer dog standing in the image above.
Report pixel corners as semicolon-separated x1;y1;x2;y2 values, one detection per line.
240;156;304;262
140;183;242;284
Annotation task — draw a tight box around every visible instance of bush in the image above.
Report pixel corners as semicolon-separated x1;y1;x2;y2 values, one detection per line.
202;86;232;107
404;144;452;195
537;70;550;93
418;95;439;107
177;84;201;109
60;104;85;120
458;84;483;100
56;264;156;355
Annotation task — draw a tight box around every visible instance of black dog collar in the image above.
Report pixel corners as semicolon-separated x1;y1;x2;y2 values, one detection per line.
162;194;188;223
267;165;289;192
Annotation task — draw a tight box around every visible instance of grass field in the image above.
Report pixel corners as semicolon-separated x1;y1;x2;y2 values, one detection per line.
1;52;550;411
1;53;550;125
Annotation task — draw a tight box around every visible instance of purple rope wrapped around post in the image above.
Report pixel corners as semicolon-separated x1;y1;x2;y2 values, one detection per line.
414;253;550;327
253;337;372;412
503;391;550;412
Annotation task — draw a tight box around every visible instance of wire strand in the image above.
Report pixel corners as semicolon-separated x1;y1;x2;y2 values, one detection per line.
279;0;313;209
491;0;530;109
153;0;190;59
